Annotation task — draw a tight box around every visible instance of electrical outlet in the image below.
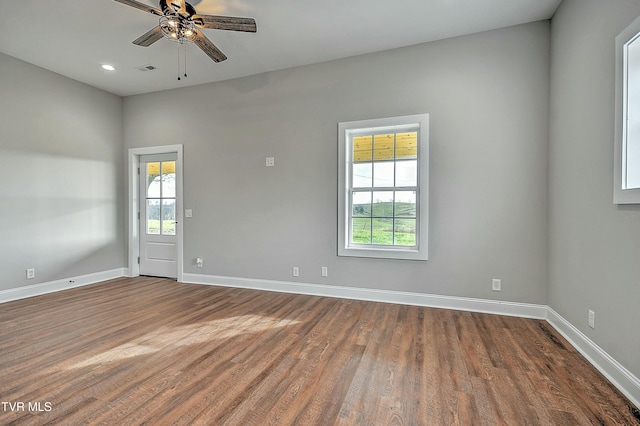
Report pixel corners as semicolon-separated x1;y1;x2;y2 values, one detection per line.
292;266;299;277
266;157;275;167
321;266;328;277
196;258;203;268
492;278;501;291
588;310;595;329
26;268;35;279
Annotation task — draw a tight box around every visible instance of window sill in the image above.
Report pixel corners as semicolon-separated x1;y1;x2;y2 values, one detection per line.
338;245;428;261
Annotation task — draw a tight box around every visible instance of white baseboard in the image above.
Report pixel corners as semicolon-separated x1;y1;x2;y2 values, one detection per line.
546;308;640;410
182;273;547;319
0;268;126;304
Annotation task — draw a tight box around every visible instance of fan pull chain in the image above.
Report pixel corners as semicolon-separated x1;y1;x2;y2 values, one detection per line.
184;44;188;79
177;44;181;81
177;44;188;81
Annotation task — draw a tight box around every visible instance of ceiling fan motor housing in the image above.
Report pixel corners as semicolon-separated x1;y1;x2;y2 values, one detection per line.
160;0;197;17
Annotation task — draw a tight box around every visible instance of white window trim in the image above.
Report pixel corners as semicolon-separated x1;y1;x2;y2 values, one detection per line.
338;114;429;260
614;15;640;204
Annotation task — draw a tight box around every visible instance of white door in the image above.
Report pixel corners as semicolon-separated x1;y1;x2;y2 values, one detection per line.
139;153;178;279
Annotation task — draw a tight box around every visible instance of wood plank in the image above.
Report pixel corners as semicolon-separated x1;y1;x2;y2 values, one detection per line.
0;277;638;425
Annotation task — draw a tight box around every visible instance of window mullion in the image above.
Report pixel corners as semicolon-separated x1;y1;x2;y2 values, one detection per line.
159;161;164;235
370;137;374;245
393;132;397;245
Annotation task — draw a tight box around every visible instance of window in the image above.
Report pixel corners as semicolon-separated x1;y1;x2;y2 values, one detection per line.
338;114;429;260
142;156;176;236
615;15;640;203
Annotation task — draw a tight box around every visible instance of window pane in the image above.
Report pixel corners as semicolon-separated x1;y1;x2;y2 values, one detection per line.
372;218;393;245
352;163;372;188
353;135;372;162
395;191;416;218
147;162;161;198
396;160;417;187
373;191;393;217
161;161;176;198
162;199;176;235
352;218;371;244
627;37;640;188
373;162;394;187
147;199;160;235
395;219;416;246
374;134;394;160
396;132;418;159
352;191;371;217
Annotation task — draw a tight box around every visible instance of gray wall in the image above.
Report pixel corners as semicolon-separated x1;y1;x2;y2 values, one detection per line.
549;0;640;378
0;53;125;290
124;21;550;304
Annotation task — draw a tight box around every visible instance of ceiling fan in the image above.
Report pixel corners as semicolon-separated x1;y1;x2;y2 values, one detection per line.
113;0;257;63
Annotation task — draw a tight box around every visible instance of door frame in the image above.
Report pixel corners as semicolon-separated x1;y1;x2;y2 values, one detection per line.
128;145;184;281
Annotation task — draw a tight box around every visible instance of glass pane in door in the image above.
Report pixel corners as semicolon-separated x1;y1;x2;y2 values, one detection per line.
162;199;176;235
161;161;176;198
147;199;161;234
146;162;161;197
144;160;177;236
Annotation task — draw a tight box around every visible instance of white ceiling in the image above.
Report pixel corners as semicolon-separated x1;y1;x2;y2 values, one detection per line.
0;0;561;97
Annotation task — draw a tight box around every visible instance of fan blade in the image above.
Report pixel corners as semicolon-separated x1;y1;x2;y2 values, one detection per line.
113;0;162;16
192;14;257;32
192;30;227;62
133;26;164;47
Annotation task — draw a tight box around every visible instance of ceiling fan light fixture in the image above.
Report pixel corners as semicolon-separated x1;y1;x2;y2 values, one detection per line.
159;15;196;43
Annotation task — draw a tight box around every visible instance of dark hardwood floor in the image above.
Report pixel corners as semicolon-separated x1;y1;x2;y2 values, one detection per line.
0;277;637;425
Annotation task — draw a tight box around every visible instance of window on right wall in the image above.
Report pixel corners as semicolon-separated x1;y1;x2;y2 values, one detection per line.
614;15;640;203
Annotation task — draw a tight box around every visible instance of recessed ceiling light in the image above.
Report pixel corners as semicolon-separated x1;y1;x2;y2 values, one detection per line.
101;64;116;71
